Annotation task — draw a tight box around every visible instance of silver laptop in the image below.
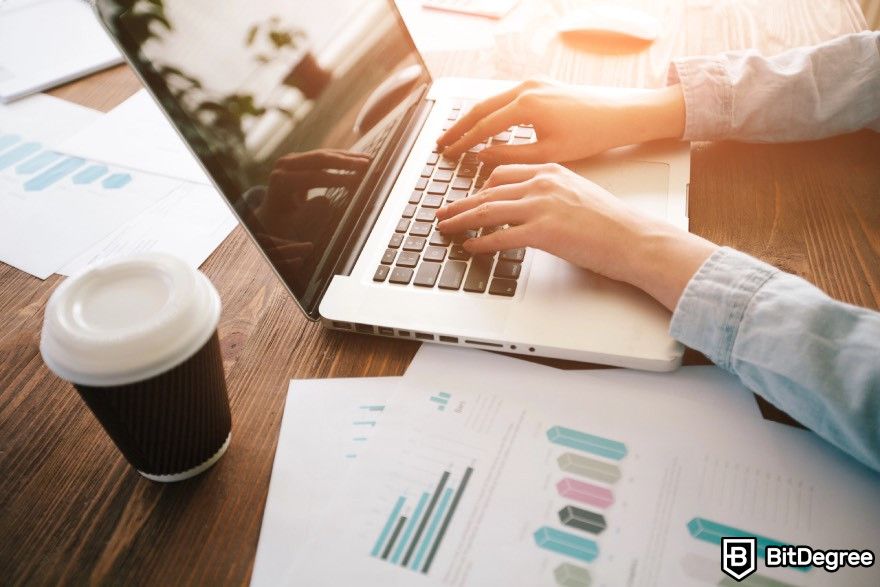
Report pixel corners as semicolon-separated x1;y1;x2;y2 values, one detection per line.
95;0;690;371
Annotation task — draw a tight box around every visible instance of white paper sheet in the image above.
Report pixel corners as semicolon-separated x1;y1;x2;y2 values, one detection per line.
58;89;210;184
0;0;123;102
58;182;237;276
256;346;880;586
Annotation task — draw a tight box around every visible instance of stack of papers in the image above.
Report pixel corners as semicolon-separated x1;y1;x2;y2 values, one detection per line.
253;345;880;586
0;92;236;279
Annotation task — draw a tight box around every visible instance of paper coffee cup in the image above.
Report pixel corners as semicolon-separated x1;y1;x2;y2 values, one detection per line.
40;253;232;482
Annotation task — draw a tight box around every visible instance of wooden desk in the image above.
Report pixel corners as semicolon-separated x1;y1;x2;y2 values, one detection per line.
1;1;877;583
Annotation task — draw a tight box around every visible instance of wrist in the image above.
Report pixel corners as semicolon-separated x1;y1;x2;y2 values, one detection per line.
622;220;718;312
635;85;686;143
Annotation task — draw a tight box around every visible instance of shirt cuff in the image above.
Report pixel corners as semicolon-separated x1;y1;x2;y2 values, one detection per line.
667;56;734;141
669;247;778;370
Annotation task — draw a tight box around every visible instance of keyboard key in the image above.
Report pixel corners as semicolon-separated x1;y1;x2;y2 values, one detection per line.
414;262;442;287
452;177;472;190
429;232;452;246
449;244;471;260
409;191;422;205
489;278;517;296
514;127;534;139
410;221;432;237
423;246;447;262
511;137;531;145
452;229;479;244
426;152;439;165
447;111;459;121
438;261;467;290
493;131;511;142
421;166;434;178
415;208;436;223
464;255;494;292
395;218;410;233
494;260;521;279
446;189;468;202
421;194;443;208
427;181;448;195
458;164;478;178
433;169;454;182
401;204;416;218
373;265;389;282
403;236;426;252
437;157;457;170
389;267;413;284
415;177;428;191
500;248;525;262
389;233;404;248
381;249;397;265
396;251;420;267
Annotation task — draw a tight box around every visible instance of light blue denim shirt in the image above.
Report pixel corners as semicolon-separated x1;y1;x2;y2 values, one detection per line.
667;32;880;471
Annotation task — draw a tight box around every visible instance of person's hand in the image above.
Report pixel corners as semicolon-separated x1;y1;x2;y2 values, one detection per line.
436;79;685;165
435;163;717;311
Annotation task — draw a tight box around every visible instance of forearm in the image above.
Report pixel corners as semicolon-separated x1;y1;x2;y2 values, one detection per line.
668;31;880;142
670;248;880;471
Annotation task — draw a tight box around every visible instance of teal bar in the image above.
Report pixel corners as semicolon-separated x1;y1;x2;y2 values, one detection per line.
687;518;809;572
15;150;60;174
534;526;599;564
102;172;132;189
24;157;85;191
72;164;108;184
0;134;21;151
353;437;368;441
353;420;376;427
547;426;627;460
371;496;406;557
429;396;448;405
392;492;429;564
438;392;451;398
0;142;42;170
411;487;453;570
360;405;385;411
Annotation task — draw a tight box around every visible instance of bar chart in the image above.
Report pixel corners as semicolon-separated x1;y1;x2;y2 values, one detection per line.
535;425;629;587
0;133;133;192
371;466;474;574
429;392;451;411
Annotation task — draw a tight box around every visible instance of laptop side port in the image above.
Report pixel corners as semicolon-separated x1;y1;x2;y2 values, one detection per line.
355;323;374;334
397;330;411;337
439;335;458;343
331;321;352;330
377;327;394;336
464;339;503;348
414;332;434;341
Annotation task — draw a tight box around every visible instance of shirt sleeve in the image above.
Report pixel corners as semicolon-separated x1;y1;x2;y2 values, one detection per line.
670;247;880;472
667;31;880;142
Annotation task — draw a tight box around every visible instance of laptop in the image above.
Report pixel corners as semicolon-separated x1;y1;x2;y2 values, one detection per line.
94;0;690;371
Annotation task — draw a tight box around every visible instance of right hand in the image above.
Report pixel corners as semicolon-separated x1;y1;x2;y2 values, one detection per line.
436;79;685;165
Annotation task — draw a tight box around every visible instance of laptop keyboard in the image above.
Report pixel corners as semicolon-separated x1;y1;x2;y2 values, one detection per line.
373;102;535;297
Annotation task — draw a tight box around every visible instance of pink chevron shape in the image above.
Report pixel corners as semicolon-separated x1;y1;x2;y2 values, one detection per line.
556;478;614;509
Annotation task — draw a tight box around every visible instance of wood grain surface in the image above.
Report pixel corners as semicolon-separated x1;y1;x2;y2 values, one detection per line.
1;1;876;584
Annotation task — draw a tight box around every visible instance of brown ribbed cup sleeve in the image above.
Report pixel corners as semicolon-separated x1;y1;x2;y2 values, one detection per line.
75;332;231;477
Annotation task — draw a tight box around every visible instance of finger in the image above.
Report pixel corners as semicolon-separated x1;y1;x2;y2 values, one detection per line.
442;101;524;159
480;163;547;190
478;142;547;166
463;225;532;254
436;82;532;148
437;199;535;234
275;150;371;171
435;181;531;221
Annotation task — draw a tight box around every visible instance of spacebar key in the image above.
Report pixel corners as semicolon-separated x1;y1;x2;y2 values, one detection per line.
463;255;493;293
438;261;467;290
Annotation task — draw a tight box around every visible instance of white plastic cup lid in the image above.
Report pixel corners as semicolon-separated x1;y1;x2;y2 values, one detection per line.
40;253;221;387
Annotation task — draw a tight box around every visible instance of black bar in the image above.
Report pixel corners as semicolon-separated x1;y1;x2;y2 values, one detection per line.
402;471;450;566
381;515;408;560
422;466;474;573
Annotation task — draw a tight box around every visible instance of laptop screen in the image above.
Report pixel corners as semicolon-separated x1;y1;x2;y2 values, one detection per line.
95;0;430;317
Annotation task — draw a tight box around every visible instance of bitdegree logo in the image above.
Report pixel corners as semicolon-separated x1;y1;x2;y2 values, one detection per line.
766;545;875;573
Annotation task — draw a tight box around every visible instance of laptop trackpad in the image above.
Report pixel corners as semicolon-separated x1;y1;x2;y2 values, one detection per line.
567;159;669;221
